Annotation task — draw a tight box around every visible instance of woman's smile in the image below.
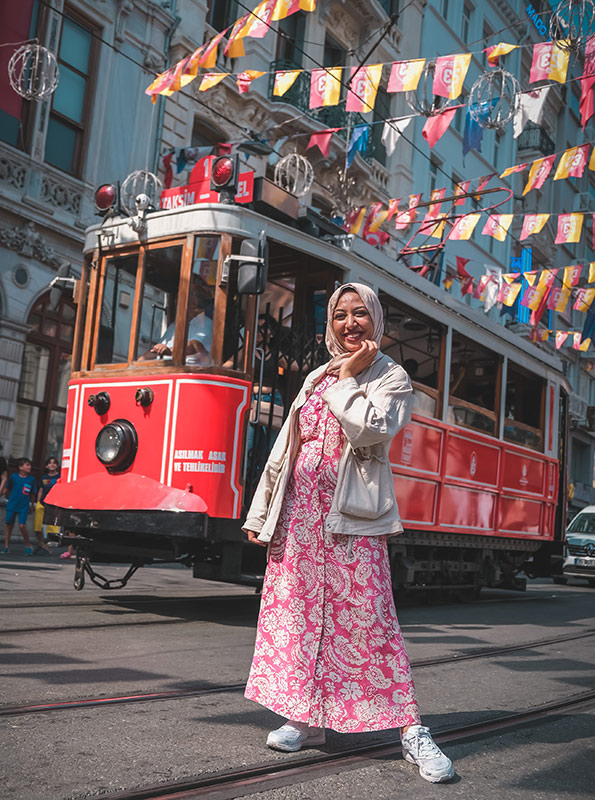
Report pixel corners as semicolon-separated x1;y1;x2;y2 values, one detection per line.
332;291;375;352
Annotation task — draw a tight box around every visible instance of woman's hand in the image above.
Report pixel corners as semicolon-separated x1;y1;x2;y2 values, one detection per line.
338;340;378;381
245;529;266;547
151;343;172;357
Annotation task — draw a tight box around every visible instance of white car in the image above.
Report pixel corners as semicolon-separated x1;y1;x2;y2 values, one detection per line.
561;505;595;586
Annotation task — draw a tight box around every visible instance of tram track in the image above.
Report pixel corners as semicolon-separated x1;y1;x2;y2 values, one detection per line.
75;689;595;800
3;628;593;718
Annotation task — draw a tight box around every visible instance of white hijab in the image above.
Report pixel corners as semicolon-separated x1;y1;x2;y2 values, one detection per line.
325;282;384;374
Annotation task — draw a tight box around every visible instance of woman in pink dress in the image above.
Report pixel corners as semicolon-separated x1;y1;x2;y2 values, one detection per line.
243;283;454;784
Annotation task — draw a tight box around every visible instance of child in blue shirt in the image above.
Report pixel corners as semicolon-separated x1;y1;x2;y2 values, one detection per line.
2;458;36;555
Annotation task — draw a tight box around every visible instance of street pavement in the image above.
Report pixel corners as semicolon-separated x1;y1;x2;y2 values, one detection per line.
0;544;594;799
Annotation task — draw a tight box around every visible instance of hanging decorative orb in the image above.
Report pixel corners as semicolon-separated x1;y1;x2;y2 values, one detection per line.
121;170;163;217
468;69;520;130
406;60;456;118
274;153;314;197
549;0;595;52
8;43;59;100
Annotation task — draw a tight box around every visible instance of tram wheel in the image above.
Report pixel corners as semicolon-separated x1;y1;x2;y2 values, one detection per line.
587;579;595;588
552;576;568;585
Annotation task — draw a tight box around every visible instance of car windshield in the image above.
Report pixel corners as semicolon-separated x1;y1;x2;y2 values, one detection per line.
567;513;595;534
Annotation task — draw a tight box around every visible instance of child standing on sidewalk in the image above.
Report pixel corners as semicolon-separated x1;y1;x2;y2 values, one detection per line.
2;458;37;555
34;456;60;554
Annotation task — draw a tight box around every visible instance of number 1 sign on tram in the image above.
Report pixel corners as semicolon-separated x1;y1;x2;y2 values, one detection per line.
160;155;254;210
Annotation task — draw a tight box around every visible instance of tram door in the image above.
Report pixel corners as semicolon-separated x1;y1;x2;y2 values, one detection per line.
243;241;341;501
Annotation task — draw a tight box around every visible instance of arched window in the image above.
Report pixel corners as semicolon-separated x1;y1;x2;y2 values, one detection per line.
11;292;75;469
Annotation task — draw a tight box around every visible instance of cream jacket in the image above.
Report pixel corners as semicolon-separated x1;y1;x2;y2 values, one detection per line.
243;352;412;543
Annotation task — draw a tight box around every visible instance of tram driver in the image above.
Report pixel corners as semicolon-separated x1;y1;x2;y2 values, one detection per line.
139;277;213;366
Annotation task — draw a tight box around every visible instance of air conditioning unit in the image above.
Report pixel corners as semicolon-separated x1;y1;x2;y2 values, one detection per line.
573;192;595;213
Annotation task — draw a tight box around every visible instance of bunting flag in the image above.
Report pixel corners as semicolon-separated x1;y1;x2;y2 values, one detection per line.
483;266;502;312
454;180;471;205
513;87;549;139
498;281;522;306
433;54;472;99
502;272;521;284
500;163;528;179
422;108;457;148
272;0;303;20
555;331;569;349
199;30;228;69
474;173;496;199
530;328;550;342
236;70;265;94
387;198;401;221
145;66;177;100
589;262;595;282
554;144;591;180
199;72;229;91
573;332;591;351
529;41;571;84
387;59;425;92
162;151;174;188
427;187;446;217
381;117;412;155
547;285;571;313
309;68;342;108
241;0;277;38
443;272;455;290
463;107;484;156
448;213;481;240
395;194;422;229
456;255;471;279
522;155;556;195
522;268;558;311
485;42;518;66
306;127;340;158
347;124;370;167
345;206;367;235
422;215;447;238
520;213;549;240
564;265;582;286
345;64;383;113
555;213;583;243
524;271;538;286
574;288;595;311
580;36;595;128
273;69;302;96
224;14;250;57
364;202;389;234
482;214;513;242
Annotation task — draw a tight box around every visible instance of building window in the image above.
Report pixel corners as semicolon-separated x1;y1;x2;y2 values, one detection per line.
442;0;450;21
462;3;473;43
207;0;238;31
371;87;391;166
429;157;439;193
276;11;305;66
44;14;96;176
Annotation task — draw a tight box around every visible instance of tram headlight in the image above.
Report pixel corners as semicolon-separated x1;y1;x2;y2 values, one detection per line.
95;420;138;472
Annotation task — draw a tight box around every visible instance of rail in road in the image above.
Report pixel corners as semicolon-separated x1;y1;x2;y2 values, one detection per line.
2;628;593;717
66;690;595;800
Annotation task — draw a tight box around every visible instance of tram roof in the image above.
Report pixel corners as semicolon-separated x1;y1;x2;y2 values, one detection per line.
85;203;565;379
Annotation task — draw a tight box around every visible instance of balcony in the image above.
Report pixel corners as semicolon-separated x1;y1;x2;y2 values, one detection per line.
268;60;386;166
517;124;555;156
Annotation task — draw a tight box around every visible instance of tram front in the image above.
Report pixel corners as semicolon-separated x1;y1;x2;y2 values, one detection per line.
44;211;264;589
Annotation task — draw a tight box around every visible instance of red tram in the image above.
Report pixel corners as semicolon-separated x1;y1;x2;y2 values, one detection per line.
45;177;569;592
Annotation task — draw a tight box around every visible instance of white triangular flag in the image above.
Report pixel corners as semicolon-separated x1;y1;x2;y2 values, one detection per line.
484;266;502;312
513;87;550;139
381;117;412;156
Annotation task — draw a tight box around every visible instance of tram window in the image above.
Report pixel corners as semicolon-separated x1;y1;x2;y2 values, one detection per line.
261;275;295;327
95;255;138;364
504;364;545;451
187;236;218;366
380;294;443;419
449;334;500;435
136;246;182;363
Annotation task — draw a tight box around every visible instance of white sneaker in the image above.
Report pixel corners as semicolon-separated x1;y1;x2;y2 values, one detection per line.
266;721;326;752
401;725;455;783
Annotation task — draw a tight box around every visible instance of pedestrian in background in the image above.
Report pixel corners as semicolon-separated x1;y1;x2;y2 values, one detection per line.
243;283;454;784
34;456;60;554
2;457;37;556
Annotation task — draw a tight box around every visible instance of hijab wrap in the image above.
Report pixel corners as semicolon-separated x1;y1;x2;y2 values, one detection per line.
325;282;384;374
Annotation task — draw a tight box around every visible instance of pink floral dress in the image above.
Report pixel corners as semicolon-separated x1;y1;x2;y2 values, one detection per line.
245;373;421;733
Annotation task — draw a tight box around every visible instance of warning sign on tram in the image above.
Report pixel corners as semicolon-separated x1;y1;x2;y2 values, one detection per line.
160;155;254;210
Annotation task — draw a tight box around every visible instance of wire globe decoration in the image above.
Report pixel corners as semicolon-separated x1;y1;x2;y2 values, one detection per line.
8;43;59;100
549;0;595;52
468;69;520;130
274;153;314;197
120;171;163;217
406;60;457;117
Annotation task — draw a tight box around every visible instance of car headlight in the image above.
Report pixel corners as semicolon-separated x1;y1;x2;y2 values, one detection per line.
95;420;138;472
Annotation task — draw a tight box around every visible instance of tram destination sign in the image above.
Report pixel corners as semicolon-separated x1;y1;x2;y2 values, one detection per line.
160;155;254;210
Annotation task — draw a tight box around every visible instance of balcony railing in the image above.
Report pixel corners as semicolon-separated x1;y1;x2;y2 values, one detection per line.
517;124;555;156
268;60;386;166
